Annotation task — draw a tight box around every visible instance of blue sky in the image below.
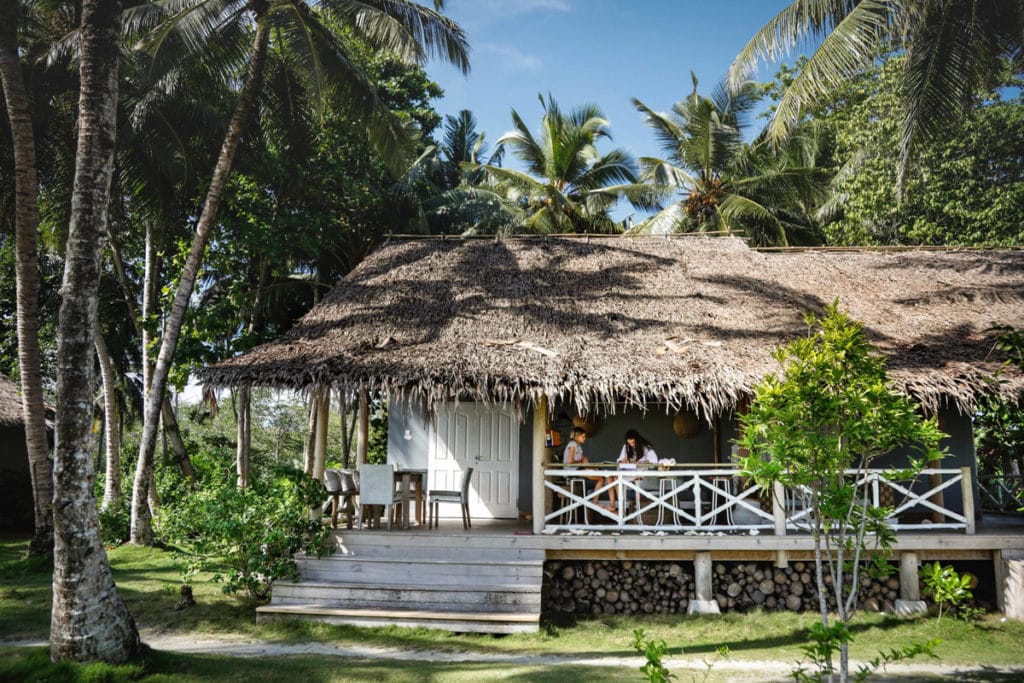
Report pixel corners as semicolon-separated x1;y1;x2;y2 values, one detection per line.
426;0;793;220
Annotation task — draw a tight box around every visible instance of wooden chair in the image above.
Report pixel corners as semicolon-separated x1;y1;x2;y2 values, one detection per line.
358;464;402;531
324;469;360;529
428;467;474;529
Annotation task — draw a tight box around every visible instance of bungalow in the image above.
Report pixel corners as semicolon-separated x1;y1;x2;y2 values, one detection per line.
202;235;1024;631
0;375;37;532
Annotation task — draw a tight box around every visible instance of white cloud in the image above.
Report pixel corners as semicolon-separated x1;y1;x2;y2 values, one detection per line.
481;43;543;72
498;0;571;14
448;0;571;24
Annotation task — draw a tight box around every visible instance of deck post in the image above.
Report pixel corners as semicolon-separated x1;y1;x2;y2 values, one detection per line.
687;551;721;614
961;466;976;534
312;389;330;481
357;387;369;466
995;550;1024;621
772;480;786;536
894;551;927;615
532;395;548;534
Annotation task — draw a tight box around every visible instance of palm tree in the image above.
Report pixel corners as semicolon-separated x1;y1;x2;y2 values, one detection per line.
633;75;829;246
0;0;53;556
126;0;470;544
475;94;659;234
391;109;524;234
50;0;140;664
728;0;1024;188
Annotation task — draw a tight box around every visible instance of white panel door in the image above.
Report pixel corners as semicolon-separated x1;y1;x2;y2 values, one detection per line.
429;402;519;519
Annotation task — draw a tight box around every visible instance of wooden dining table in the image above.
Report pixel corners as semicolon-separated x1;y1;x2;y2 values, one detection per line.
395;468;427;529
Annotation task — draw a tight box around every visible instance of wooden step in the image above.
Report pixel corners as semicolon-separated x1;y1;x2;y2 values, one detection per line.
271;581;540;612
331;535;545;561
294;559;542;585
256;604;539;634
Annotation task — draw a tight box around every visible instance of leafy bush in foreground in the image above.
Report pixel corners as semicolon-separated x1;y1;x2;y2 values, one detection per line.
157;465;333;600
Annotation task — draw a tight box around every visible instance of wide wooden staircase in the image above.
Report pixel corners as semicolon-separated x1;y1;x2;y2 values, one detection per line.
256;529;545;633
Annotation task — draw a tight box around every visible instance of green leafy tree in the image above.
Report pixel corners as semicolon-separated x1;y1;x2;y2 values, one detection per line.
475;94;659;234
800;56;1024;246
633;74;830;245
729;0;1024;190
738;303;944;682
126;0;470;544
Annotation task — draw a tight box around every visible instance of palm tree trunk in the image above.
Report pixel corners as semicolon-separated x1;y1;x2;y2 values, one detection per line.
141;223;156;395
107;222;197;480
95;330;120;511
0;0;54;557
130;22;269;544
50;0;139;662
235;258;270;488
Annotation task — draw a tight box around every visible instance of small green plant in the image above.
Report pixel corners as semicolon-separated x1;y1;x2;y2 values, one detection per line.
792;622;940;682
98;502;131;547
920;561;979;621
632;628;674;682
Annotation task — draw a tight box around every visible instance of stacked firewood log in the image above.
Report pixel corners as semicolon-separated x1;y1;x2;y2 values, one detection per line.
542;560;906;617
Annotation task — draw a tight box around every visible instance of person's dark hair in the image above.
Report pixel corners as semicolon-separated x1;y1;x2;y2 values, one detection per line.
571;426;587;439
623;429;651;460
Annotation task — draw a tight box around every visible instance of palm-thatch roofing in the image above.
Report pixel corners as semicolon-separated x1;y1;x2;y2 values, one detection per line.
200;236;1024;416
0;375;25;427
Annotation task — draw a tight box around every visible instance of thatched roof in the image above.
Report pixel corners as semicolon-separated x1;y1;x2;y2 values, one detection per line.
0;375;24;427
200;236;1024;416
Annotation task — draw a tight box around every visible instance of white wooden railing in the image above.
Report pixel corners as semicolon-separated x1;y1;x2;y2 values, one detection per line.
542;466;976;535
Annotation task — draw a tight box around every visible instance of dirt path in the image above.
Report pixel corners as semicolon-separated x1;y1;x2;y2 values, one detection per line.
7;632;1024;681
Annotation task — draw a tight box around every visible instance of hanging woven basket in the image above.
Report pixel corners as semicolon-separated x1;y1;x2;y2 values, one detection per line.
672;411;700;438
572;414;598;435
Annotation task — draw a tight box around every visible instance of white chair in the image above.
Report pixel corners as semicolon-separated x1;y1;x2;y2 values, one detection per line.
428;467;474;529
358;464;402;531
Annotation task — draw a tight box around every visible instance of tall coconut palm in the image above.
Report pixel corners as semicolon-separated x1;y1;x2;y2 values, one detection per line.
475;94;660;234
125;0;469;544
727;0;1024;188
51;0;140;663
0;0;53;556
633;75;829;246
391;109;523;234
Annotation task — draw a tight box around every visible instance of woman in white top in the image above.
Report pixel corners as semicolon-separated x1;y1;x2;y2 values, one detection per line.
617;429;658;465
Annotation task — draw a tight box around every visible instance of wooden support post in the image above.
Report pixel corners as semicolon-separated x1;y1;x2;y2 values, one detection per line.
357;387;369;466
532;395;548;535
931;413;948;523
775;550;789;569
312;390;330;481
961;466;976;534
894;551;926;615
688;551;720;614
995;550;1024;621
773;480;787;536
712;416;721;465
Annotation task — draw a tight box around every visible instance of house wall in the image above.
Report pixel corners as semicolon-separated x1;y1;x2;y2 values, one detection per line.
386;399;431;470
0;425;34;532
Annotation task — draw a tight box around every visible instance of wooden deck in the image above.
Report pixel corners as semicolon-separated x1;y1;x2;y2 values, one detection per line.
260;514;1024;632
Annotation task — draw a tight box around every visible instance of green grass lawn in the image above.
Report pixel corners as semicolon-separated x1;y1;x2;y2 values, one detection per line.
3;534;1024;681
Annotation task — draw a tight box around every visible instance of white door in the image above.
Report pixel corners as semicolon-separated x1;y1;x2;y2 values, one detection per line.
429;402;519;519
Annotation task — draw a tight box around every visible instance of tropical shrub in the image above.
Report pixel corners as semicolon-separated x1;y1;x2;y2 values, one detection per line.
157;464;333;600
